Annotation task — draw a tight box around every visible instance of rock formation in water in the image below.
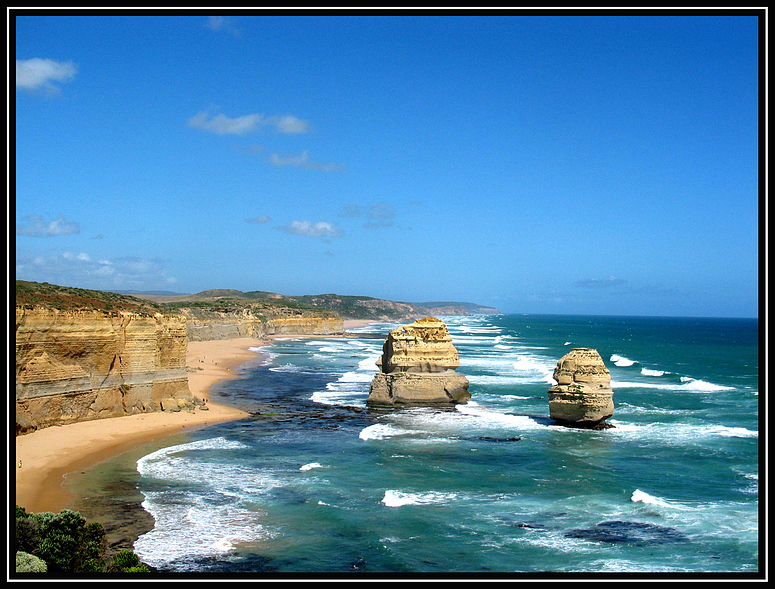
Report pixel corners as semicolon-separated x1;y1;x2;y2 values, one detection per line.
15;306;197;433
367;317;470;406
547;347;614;428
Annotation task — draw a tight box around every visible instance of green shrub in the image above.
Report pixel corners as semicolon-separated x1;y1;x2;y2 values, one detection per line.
14;506;150;574
22;509;106;573
108;549;150;573
15;551;47;573
15;516;41;554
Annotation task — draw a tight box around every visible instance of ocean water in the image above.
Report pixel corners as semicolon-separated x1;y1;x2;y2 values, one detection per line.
130;314;760;575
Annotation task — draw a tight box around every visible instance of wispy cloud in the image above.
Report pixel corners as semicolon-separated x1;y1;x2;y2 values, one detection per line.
17;215;81;237
187;111;311;135
16;251;178;290
575;276;628;288
338;204;362;218
16;58;77;94
271;115;311;135
338;202;396;227
268;150;344;172
237;144;342;172
204;16;241;36
245;215;272;224
278;220;343;240
365;203;395;227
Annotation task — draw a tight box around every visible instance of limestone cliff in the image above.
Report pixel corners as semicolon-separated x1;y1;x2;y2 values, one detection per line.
180;307;343;341
367;317;470;406
547;348;615;428
15;306;196;434
15;281;346;433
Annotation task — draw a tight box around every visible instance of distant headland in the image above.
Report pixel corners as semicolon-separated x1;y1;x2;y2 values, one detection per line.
120;287;502;322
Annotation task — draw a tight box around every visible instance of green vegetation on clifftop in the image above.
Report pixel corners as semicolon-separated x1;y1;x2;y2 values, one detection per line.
16;281;500;322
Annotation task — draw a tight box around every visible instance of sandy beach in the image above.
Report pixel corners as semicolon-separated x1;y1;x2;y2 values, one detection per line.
14;320;375;515
14;337;262;514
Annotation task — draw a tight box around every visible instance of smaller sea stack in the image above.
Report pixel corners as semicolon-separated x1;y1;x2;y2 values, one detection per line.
547;348;614;429
367;317;470;406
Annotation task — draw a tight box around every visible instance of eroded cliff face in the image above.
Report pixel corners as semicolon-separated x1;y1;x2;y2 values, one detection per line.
368;317;470;406
182;308;344;341
547;348;615;428
15;306;196;434
267;316;344;335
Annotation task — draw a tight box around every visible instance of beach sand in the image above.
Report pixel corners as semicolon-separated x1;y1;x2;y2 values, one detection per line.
14;320;375;515
14;337;262;514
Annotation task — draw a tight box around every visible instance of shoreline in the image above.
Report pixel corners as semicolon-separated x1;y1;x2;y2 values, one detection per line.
15;337;261;514
14;320;375;515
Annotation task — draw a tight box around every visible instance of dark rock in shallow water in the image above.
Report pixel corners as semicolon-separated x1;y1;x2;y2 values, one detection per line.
471;436;522;442
565;520;688;546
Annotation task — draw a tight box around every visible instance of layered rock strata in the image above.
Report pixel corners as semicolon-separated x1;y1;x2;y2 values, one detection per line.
547;348;614;428
367;317;470;406
15;306;197;433
183;309;344;341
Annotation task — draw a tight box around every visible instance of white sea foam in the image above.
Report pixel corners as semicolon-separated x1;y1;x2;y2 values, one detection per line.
359;423;412;440
357;355;380;370
137;437;249;479
611;378;734;392
679;377;734;392
698;425;757;438
609;420;757;442
614;402;690;416
134;437;280;568
300;462;323;471
610;354;637;367
381;490;458;507
135;499;274;567
452;335;501;345
455;402;545;430
641;367;667;377
268;363;308;373
631;489;685;509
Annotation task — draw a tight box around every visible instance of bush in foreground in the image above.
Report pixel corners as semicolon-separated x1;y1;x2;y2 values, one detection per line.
15;552;47;573
14;506;149;574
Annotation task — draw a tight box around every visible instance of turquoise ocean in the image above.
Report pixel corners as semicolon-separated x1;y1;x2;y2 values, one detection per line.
127;314;760;575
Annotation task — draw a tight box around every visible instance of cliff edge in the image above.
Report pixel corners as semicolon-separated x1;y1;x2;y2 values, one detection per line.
15;303;197;434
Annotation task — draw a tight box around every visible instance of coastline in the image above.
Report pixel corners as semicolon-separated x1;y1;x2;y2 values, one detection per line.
14;320;375;515
15;337;260;514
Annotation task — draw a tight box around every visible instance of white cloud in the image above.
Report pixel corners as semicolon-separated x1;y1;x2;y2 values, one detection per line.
188;111;311;135
266;115;311;135
269;150;343;172
279;220;343;240
16;58;77;94
16;251;178;290
17;215;81;237
204;16;240;36
187;111;264;135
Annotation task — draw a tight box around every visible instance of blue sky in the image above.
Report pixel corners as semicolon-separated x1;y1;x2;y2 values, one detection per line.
14;12;761;318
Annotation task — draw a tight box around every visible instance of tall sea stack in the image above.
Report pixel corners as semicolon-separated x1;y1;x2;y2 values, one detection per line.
547;348;614;428
367;317;470;406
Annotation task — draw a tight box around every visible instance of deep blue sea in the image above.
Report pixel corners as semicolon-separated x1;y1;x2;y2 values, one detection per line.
127;314;759;575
